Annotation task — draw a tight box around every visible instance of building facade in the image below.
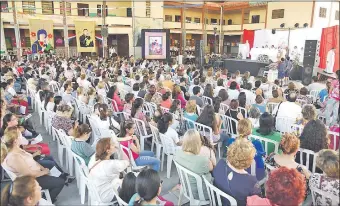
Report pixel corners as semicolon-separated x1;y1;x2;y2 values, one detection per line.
1;1;338;59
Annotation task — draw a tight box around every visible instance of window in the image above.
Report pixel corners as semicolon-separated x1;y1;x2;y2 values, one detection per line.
175;15;181;22
165;15;172;22
146;0;151;17
251;15;260;23
24;37;31;47
319;7;327;18
127;8;132;17
60;2;71;16
22;1;35;14
194;17;200;23
0;1;8;12
97;5;101;17
77;3;89;16
42;1;54;15
336;10;339;20
272;9;284;19
227;19;232;25
186;17;192;23
211;18;217;24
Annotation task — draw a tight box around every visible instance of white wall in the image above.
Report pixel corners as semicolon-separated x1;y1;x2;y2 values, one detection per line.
313;1;339;29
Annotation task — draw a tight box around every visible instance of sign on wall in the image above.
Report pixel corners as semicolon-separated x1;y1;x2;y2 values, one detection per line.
29;19;54;54
74;21;96;53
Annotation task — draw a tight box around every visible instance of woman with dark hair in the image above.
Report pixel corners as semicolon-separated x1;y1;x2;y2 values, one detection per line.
71;124;94;165
252;95;266;113
107;85;124;112
131;98;150;132
203;83;214;99
88;138;129;203
227;81;240;100
119;121;160;171
252;112;281;154
96;103;120;132
218;89;230;106
119;172;137;203
172;85;186;109
238;92;247;108
225;99;244;133
123;93;135;115
197;105;229;156
213;97;222;114
129;169;173;206
132;83;140;98
160;92;172;109
300;120;329;153
44;91;55;112
157;113;181;146
53;96;62;112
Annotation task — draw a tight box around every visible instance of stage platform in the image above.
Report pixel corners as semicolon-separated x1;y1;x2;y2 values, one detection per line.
223;59;269;76
317;70;337;81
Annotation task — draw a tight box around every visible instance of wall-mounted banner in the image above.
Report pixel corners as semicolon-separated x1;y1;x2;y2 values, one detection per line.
74;21;96;53
29;19;54;54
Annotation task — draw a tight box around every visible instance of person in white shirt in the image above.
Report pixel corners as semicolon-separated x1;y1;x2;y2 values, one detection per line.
44;91;55;112
235;70;242;85
227;81;240;100
88;138;129;203
188;78;204;96
325;48;335;74
242;83;256;105
214;79;226;97
272;92;302;132
307;76;326;92
157;113;182;146
96;103;120;132
77;73;91;89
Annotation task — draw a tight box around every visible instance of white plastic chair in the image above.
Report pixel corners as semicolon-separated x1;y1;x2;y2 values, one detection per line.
119;144;146;172
219;103;229;114
87;180;116;206
328;131;339;150
249;134;279;154
275;116;296;134
53;127;67;169
149;124;163;160
297;148;316;173
220;114;238;138
71;151;90;204
174;161;210;206
310;185;339;206
202;176;237;206
202;96;213;105
87;115;102;144
56;129;75;176
237;107;247;118
196;105;202;116
266;102;279;115
132;118;153;151
159;133;179;178
2;166;52;204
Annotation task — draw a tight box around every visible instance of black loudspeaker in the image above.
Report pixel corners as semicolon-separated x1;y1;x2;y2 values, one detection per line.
303;40;319;67
213;61;224;68
302;66;314;85
257;67;268;77
289;65;302;80
195;40;204;65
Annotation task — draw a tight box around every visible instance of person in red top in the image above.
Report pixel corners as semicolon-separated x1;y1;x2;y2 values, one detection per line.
172;85;186;108
324;70;340;126
119;120;160;171
226;73;240;90
160;92;172;109
108;85;124;112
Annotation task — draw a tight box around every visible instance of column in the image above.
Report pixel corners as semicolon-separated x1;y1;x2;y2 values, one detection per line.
12;1;21;60
102;1;107;58
219;5;224;54
62;1;69;58
181;2;186;53
202;3;207;56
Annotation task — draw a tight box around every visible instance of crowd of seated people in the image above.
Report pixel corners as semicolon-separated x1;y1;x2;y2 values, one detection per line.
0;55;339;206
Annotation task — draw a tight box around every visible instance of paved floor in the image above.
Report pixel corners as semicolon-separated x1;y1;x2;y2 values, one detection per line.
1;110;186;205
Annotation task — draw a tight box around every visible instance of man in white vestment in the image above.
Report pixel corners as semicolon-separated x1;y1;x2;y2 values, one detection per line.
245;40;250;58
325;48;335;74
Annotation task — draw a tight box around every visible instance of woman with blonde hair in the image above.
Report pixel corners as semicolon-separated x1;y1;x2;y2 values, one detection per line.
226;119;265;180
172;85;186;109
1;176;50;206
309;149;339;205
174;129;213;200
183;100;198;122
0;128;65;203
213;138;261;205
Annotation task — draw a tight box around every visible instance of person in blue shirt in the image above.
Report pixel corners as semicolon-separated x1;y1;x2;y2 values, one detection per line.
226;119;266;181
252;95;267;113
277;57;286;86
318;81;331;103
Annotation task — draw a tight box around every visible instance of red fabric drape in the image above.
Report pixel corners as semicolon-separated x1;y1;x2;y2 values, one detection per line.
242;29;255;49
319;25;339;72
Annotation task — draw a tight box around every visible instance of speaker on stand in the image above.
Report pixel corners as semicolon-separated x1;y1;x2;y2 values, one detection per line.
195;40;204;66
302;40;320;85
